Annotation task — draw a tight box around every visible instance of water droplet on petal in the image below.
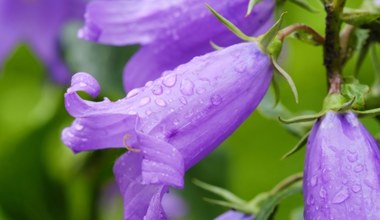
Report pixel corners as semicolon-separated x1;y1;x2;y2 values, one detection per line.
163;74;177;87
79;82;87;87
354;164;364;173
145;81;153;87
180;79;194;96
310;176;318;186
127;88;141;98
351;184;362;193
196;88;206;94
155;99;167;107
306;194;315;205
74;123;84;131
211;95;222;105
139;97;151;106
151;85;163;95
173;119;180;125
332;187;349;204
347;153;358;162
179;97;187;105
319;188;327;198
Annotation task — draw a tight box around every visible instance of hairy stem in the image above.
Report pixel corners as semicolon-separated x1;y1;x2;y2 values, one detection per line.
324;0;346;93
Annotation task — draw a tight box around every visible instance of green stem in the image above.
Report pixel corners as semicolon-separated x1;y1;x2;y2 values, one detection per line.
323;0;346;93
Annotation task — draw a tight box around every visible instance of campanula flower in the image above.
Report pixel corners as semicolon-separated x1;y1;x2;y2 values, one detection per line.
215;210;254;220
62;42;273;219
79;0;274;91
0;0;84;83
304;111;380;219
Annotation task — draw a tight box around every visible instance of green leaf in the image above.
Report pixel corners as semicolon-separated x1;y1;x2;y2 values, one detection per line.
289;0;319;13
206;4;256;42
255;181;303;220
282;131;310;159
193;179;246;205
341;11;380;31
341;81;370;110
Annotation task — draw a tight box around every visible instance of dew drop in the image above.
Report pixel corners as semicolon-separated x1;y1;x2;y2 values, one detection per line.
354;164;364;173
180;79;194;96
74;123;84;131
211;95;222;105
145;81;153;87
347;153;358;162
163;74;177;87
196;88;206;94
319;188;327;198
127;88;141;98
310;176;318;187
155;99;167;107
128;110;138;115
179;97;187;105
79;82;87;87
173;119;180;126
306;194;315;205
151;85;163;95
139;97;151;106
351;184;362;193
332;187;349;204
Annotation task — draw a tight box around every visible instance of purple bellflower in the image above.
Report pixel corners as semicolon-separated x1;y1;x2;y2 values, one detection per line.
215;210;254;220
78;0;274;91
304;111;380;219
62;42;273;219
0;0;84;83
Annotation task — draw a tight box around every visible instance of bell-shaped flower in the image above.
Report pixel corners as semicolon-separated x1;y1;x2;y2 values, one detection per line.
304;111;380;219
62;42;273;219
0;0;85;83
215;210;254;220
79;0;274;91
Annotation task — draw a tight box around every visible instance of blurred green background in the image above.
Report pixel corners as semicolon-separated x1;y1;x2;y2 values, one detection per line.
0;0;379;219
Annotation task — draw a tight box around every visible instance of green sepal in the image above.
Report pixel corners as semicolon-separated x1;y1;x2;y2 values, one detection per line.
254;175;303;220
209;41;224;51
193;179;246;205
288;0;319;13
354;108;380;118
246;0;263;16
258;89;310;138
279;111;326;124
271;56;299;103
206;4;256;42
258;12;287;52
322;93;349;111
282;131;310;159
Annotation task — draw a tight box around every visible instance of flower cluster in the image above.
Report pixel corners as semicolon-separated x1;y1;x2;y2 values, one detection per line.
0;0;85;83
62;41;272;218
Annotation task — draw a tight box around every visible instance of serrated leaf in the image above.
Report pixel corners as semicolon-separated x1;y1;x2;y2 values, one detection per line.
341;82;370;110
255;181;303;220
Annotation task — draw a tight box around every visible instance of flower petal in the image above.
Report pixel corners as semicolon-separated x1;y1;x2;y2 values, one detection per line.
114;153;168;220
304;112;380;219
